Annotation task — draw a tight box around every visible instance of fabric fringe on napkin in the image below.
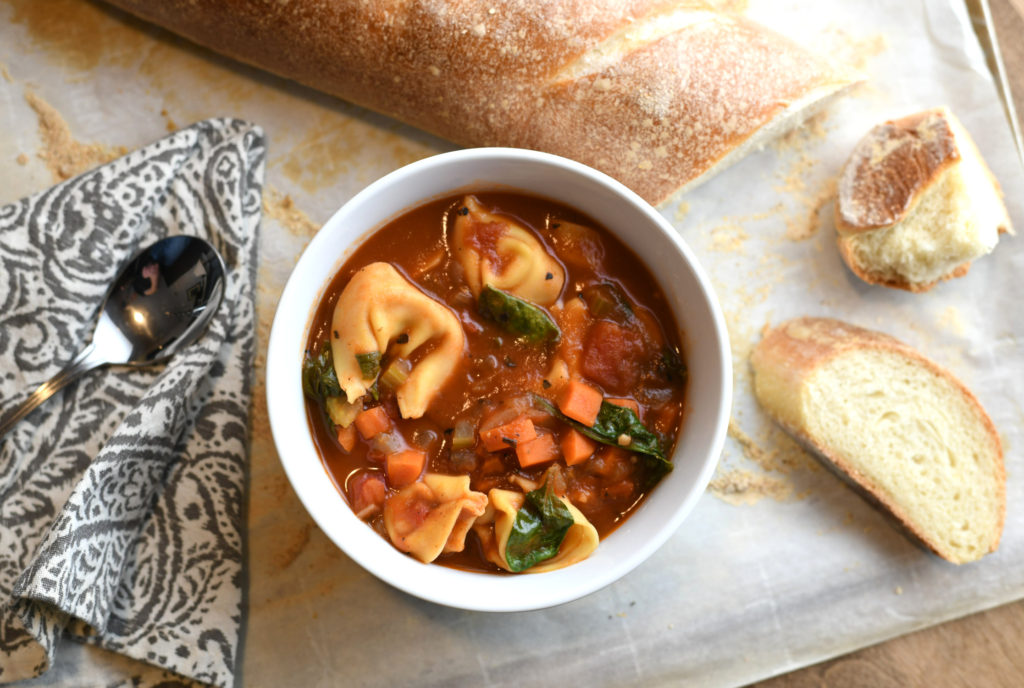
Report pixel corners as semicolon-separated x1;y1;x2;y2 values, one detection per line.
0;118;265;687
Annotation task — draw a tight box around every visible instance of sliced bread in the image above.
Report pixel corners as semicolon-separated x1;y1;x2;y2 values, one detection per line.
834;107;1012;292
751;317;1005;564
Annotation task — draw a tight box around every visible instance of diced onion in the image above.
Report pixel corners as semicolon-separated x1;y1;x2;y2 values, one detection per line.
380;358;412;390
325;396;360;428
452;419;476;450
370;431;405;456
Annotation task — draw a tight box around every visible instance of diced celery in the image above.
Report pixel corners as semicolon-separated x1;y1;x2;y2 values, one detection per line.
380;358;412;390
325;396;360;428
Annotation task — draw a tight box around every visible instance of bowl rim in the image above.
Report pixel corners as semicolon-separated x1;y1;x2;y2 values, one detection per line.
266;147;732;611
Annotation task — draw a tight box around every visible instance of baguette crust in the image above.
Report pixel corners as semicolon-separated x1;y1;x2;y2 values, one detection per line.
834;107;1012;291
101;0;858;204
751;317;1005;564
834;238;972;293
836;110;961;233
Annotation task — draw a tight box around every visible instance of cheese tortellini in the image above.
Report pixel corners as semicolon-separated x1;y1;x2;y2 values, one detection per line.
383;474;488;563
331;262;465;419
473;489;599;573
453;195;565;306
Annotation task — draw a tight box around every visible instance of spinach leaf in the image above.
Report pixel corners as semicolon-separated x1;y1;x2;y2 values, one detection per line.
302;342;343;401
660;346;688;385
535;396;673;486
505;481;574;572
355;351;381;380
478;285;560;343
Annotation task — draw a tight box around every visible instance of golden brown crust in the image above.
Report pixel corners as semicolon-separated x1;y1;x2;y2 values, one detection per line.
101;0;857;204
833;234;971;293
836;108;960;234
751;317;1006;563
833;106;1011;292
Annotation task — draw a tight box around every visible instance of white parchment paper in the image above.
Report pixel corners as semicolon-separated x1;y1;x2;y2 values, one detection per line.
0;0;1021;686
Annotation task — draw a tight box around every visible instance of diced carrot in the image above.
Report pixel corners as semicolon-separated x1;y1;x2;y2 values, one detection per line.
355;405;391;439
606;397;641;417
479;415;537;452
386;449;426;488
560;428;597;466
557;378;603;426
516;433;559;468
336;424;358;453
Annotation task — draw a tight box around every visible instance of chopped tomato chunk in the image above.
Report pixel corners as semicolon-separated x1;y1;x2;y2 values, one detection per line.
588;446;633;481
349;471;387;519
582;320;646;392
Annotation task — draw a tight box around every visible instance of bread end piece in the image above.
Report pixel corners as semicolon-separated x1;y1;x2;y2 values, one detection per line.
751;317;1005;564
834;107;1013;292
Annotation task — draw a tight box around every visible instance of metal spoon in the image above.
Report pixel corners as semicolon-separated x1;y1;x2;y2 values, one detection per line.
0;236;227;439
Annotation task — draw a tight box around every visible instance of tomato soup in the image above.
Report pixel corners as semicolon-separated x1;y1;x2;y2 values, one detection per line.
303;192;687;573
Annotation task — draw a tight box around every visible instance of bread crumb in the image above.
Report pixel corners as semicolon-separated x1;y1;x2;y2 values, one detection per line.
708;222;749;253
728;418;813;474
894;586;903;595
159;108;178;133
708;469;791;505
1;63;11;82
15;153;29;165
262;187;321;239
937;306;968;336
771;108;832;154
784;177;838;241
674;201;691;223
825;29;888;75
24;89;126;182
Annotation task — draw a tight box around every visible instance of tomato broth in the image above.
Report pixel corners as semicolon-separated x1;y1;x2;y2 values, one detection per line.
304;192;687;573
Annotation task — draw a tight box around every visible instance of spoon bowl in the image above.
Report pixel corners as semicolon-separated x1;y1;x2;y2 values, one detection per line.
0;236;226;439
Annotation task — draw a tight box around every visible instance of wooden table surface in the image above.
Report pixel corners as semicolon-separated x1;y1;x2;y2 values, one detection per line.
751;0;1024;685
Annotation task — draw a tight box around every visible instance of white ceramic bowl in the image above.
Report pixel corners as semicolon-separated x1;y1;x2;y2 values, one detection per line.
266;148;731;611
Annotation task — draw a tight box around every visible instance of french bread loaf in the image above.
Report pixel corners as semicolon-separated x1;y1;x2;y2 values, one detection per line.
835;107;1013;292
101;0;859;205
751;317;1004;564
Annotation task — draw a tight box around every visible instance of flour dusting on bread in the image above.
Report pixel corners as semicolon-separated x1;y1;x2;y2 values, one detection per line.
102;0;861;205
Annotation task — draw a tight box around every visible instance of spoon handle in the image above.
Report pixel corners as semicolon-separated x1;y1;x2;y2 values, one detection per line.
0;343;107;440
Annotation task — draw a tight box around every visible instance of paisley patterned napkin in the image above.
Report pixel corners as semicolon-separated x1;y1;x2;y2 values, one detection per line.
0;118;265;687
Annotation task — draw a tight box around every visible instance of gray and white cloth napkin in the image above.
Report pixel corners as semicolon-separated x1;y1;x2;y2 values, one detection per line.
0;118;265;687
